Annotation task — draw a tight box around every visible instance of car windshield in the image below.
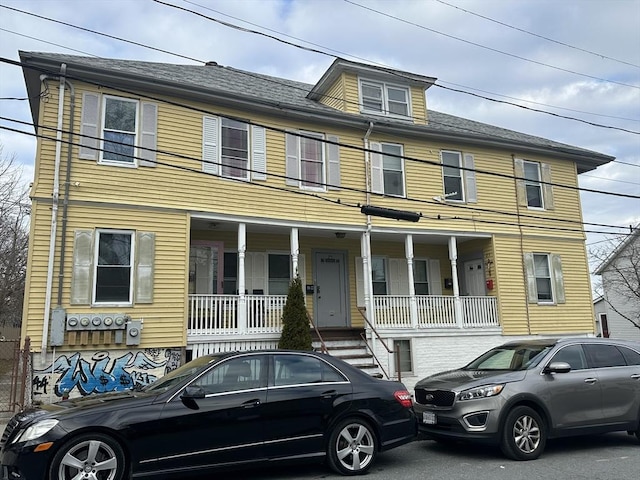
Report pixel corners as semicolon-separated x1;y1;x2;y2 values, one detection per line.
463;344;554;371
143;355;220;393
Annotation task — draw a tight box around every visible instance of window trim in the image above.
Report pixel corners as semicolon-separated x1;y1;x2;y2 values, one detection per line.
371;255;388;295
99;95;140;168
358;78;411;118
93;229;135;306
413;258;430;295
523;160;544;209
533;253;554;304
297;130;326;191
393;338;414;375
441;150;464;202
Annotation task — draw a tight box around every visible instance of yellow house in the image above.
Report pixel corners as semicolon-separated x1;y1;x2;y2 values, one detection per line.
19;52;613;398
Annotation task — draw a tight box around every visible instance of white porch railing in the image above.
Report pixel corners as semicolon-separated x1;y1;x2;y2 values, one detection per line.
188;294;499;336
188;294;287;335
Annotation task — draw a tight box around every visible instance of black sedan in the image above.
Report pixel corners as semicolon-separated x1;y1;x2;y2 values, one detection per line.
1;350;417;479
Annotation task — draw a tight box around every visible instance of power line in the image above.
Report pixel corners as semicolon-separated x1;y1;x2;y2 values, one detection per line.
434;0;640;69
5;57;640;200
3;3;638;136
343;0;640;90
2;121;634;239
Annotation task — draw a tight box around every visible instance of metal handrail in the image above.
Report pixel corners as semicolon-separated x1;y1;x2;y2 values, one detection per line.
357;307;400;382
306;309;328;354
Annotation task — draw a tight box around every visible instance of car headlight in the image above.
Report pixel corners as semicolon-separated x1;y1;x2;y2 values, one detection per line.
458;384;504;401
11;419;59;444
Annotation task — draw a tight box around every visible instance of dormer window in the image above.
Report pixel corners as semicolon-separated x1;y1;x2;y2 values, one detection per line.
359;79;410;117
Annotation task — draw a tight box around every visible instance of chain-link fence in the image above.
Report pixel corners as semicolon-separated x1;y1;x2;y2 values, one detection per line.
0;336;31;414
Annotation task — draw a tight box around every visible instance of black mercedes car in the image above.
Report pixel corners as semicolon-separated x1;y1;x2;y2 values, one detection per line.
1;350;417;479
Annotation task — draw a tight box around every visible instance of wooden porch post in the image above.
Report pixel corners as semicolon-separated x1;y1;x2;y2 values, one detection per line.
405;234;419;328
448;236;464;328
237;223;247;333
290;227;299;278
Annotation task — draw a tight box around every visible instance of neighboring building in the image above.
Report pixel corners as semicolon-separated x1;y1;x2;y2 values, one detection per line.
594;226;640;341
19;52;613;399
592;295;608;337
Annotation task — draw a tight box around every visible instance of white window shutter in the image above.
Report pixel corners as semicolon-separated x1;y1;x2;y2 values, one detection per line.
139;102;157;167
355;256;364;307
370;142;383;194
251;125;267;180
285;133;299;186
202;116;219;174
428;259;442;295
389;258;409;295
523;253;538;303
514;158;527;207
551;254;565;304
135;232;155;303
246;252;267;294
326;135;340;190
463;153;477;203
79;92;100;160
71;230;94;304
541;163;554;210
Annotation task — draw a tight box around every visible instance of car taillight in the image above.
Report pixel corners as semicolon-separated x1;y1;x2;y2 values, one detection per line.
394;390;413;408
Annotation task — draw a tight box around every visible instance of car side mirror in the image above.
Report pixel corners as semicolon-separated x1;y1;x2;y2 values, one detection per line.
544;361;572;374
181;385;206;399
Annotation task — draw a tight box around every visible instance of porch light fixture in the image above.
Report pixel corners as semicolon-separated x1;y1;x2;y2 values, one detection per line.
335;232;346;239
360;205;421;223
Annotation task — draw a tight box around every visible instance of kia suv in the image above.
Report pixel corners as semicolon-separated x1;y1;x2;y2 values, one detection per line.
414;337;640;460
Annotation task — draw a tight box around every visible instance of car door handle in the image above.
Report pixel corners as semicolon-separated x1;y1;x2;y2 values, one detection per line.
321;390;338;399
631;374;640;380
241;399;261;408
584;378;598;384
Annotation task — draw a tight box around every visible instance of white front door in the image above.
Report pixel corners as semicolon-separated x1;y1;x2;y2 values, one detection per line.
464;259;485;296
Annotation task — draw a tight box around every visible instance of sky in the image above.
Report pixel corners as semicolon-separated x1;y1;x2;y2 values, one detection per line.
1;0;639;284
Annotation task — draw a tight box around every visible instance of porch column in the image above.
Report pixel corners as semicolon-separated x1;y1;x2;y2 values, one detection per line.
361;231;375;328
449;236;463;328
237;223;247;333
405;235;419;328
290;227;300;278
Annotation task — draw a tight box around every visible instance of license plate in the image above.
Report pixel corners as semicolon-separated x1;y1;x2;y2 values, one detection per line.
422;411;436;425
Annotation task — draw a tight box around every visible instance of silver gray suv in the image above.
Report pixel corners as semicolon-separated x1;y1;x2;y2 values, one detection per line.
414;337;640;460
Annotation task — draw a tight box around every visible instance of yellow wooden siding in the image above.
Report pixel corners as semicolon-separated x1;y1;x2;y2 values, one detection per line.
410;86;427;125
318;77;346;110
494;235;594;335
24;201;189;351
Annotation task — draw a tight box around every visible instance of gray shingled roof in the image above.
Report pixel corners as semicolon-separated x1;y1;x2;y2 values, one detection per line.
20;52;614;169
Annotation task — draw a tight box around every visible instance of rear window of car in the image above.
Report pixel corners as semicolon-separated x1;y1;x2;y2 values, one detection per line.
619;346;640;366
464;344;552;371
584;344;626;368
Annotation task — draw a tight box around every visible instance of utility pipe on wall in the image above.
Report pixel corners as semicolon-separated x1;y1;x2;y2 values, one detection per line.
41;64;67;359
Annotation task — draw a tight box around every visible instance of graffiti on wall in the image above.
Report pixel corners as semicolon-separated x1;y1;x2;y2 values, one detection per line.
33;348;181;399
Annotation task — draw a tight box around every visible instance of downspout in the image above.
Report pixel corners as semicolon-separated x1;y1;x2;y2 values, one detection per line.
57;79;75;305
41;65;68;360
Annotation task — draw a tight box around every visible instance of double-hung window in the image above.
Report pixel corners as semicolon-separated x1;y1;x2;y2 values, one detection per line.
79;92;157;168
286;131;341;191
269;254;291;295
441;151;463;201
413;259;430;295
102;96;138;164
515;159;554;210
371;256;388;295
370;142;405;196
359;79;410;117
394;339;413;374
94;230;134;304
203;116;266;181
524;161;543;208
524;252;565;305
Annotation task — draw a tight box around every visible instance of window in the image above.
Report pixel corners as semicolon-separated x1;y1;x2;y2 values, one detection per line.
94;230;134;304
533;254;552;302
515;159;554;210
273;354;347;386
394;340;413;373
198;356;265;394
413;260;429;294
372;256;387;295
371;142;405;196
221;118;249;179
101;96;138;165
523;161;543;208
524;252;565;304
269;254;290;295
359;80;410;117
441;151;463;201
619;346;640;366
203;116;266;180
584;344;626;368
223;252;238;294
550;345;587;370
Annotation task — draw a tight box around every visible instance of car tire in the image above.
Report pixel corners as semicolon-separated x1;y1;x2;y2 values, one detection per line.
500;406;546;461
49;432;126;480
327;418;378;475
